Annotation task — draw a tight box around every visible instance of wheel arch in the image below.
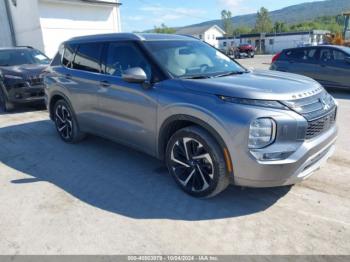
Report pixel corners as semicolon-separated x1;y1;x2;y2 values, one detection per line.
158;115;233;175
48;91;73;120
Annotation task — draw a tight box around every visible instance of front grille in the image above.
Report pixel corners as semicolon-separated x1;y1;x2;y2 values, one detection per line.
282;90;337;139
282;91;336;121
306;109;337;139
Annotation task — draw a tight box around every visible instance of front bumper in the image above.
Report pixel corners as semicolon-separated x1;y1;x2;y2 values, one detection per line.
232;125;337;187
7;85;45;104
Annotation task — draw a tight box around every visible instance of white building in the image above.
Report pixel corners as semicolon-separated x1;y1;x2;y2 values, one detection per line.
218;30;330;54
176;24;225;48
1;0;122;57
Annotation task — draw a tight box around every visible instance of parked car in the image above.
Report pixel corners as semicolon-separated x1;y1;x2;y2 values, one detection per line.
45;33;337;197
0;46;50;111
234;44;255;59
270;45;350;90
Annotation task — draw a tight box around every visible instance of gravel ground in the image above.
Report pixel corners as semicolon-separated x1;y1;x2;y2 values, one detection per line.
0;55;349;255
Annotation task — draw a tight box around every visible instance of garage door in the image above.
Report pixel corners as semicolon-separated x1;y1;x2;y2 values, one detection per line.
38;0;120;57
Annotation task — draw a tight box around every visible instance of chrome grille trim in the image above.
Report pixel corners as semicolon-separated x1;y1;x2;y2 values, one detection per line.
281;91;336;121
305;109;337;139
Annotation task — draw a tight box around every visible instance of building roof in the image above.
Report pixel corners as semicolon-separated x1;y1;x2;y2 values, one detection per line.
67;33;196;43
217;30;331;40
176;24;225;36
80;0;122;5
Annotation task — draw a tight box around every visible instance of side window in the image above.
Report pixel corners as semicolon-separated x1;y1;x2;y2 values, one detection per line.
332;50;346;61
104;42;152;80
304;48;318;63
72;43;103;73
320;48;333;62
285;49;307;60
62;43;77;68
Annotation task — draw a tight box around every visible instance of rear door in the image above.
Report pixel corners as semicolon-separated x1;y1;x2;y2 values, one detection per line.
94;41;159;155
279;48;320;79
66;42;104;131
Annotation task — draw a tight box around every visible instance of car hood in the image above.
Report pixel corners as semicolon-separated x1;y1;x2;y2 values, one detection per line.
0;64;47;78
181;69;324;101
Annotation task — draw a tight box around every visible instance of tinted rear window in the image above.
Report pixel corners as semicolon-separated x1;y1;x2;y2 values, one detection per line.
62;43;77;68
284;48;318;62
72;43;103;73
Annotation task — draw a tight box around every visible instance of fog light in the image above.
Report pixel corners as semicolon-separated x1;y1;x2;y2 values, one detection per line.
250;151;293;161
248;118;276;149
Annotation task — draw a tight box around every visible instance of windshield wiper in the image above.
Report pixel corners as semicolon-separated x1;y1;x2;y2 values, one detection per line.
214;71;246;78
181;75;212;79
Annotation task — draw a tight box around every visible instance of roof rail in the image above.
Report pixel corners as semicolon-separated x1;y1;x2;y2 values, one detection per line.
16;45;34;49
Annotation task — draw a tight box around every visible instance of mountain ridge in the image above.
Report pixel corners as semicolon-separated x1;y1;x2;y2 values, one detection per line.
179;0;350;30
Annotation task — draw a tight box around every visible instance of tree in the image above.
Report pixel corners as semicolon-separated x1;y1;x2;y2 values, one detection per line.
221;10;234;36
233;26;252;35
253;7;273;33
273;21;288;33
153;23;176;34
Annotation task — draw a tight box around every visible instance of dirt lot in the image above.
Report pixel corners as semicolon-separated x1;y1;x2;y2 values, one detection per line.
0;55;349;255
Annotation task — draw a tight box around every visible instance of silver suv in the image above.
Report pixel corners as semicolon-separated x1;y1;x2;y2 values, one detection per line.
45;33;337;197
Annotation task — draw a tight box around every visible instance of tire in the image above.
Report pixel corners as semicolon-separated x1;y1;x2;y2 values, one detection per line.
0;87;15;112
53;99;86;143
249;52;255;58
166;126;230;198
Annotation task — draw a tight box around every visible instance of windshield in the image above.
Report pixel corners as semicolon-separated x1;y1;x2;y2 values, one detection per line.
0;49;50;67
144;40;246;78
339;46;350;55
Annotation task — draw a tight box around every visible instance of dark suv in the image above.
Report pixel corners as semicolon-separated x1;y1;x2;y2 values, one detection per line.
270;45;350;90
0;47;50;111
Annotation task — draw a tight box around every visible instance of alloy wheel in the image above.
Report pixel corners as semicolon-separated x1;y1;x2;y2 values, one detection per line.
170;137;215;192
55;104;73;140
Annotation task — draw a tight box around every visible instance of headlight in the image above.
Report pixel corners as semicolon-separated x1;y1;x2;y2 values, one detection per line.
248;118;276;149
219;96;288;110
4;74;23;80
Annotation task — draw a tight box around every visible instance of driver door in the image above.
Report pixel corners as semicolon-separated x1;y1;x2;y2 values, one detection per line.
94;41;159;155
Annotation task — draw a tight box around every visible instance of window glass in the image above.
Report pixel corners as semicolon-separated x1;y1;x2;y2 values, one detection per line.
285;49;307;60
0;49;50;66
319;48;347;63
105;42;152;79
320;48;333;62
333;50;346;61
144;40;245;78
62;44;77;68
72;43;102;73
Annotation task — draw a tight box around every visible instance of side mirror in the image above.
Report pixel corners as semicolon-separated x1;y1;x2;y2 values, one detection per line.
122;67;147;83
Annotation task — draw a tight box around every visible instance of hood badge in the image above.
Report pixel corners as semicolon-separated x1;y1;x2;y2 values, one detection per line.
320;97;330;111
291;87;322;99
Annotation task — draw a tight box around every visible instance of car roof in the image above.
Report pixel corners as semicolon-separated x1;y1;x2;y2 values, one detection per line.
66;33;197;44
0;46;33;51
284;45;350;53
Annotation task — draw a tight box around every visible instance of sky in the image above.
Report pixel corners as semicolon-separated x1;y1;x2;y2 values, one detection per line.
120;0;324;32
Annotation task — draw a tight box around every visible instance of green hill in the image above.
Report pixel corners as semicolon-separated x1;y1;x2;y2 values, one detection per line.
180;0;350;30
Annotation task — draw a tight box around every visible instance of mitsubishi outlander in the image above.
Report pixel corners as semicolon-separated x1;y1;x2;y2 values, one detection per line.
44;34;337;197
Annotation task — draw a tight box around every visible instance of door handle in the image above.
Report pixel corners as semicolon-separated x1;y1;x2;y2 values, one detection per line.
321;64;327;67
65;74;72;79
100;80;111;87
